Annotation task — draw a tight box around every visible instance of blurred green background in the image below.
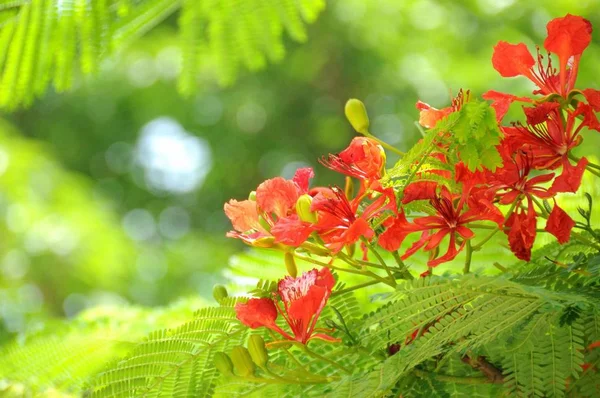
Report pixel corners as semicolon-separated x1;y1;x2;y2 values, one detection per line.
1;0;599;341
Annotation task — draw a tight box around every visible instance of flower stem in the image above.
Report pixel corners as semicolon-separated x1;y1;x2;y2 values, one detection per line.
293;253;395;287
569;153;600;171
362;129;405;156
463;240;473;274
331;279;384;296
392;250;414;280
412;369;493;385
299;344;353;375
471;201;517;251
361;237;397;286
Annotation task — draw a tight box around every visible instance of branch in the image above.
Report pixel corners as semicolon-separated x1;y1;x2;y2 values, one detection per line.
460;355;504;384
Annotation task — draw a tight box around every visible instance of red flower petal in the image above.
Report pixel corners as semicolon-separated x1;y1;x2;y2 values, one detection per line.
582;88;600;112
402;181;438;204
482;90;531;121
338;137;385;180
505;207;537;261
224;199;262;232
292;167;314;193
550;157;588;193
523;102;561;125
379;212;418;251
235;298;278;329
416;100;452;128
491;41;535;78
545;204;574;244
271;215;314;246
256;177;300;218
428;233;465;267
544;14;592;59
574;102;600;132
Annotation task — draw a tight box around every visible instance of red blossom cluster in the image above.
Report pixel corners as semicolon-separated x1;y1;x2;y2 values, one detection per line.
234;267;338;344
225;14;598;342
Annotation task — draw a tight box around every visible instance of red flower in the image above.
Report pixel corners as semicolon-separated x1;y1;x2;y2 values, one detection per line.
486;147;574;258
544;14;592;95
487;148;555;206
311;186;396;253
491;15;592;97
381;181;502;267
235;268;338;344
224;168;315;246
505;104;589;193
321;137;385;182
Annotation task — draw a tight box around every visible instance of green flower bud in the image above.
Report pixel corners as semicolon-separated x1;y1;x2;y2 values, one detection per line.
344;177;354;200
295;194;317;223
248;191;257;201
247;335;269;367
284;252;298;278
212;284;228;303
345;99;370;134
214;352;234;376
230;346;255;377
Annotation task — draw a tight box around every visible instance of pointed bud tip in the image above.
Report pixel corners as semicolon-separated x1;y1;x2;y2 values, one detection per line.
345;99;370;133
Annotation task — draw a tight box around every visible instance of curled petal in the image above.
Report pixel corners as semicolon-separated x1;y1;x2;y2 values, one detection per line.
482;90;531;122
428;233;465;267
545;204;574;244
379;212;419;252
235;298;278;329
224;199;263;233
293;167;315;193
416;101;452;128
574;102;600;132
492;41;535;78
550;157;588;193
257;177;300;218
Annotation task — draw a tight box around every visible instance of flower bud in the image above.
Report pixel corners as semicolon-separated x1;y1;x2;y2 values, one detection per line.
248;191;257;201
247;335;269;367
214;352;234;376
284;252;298;278
345;99;370;134
212;284;228;303
344;177;354;200
230;346;255;377
295;194;317;223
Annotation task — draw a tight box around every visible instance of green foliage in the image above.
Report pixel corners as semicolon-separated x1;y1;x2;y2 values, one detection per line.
89;304;247;397
0;297;206;395
451;99;503;172
0;0;324;109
